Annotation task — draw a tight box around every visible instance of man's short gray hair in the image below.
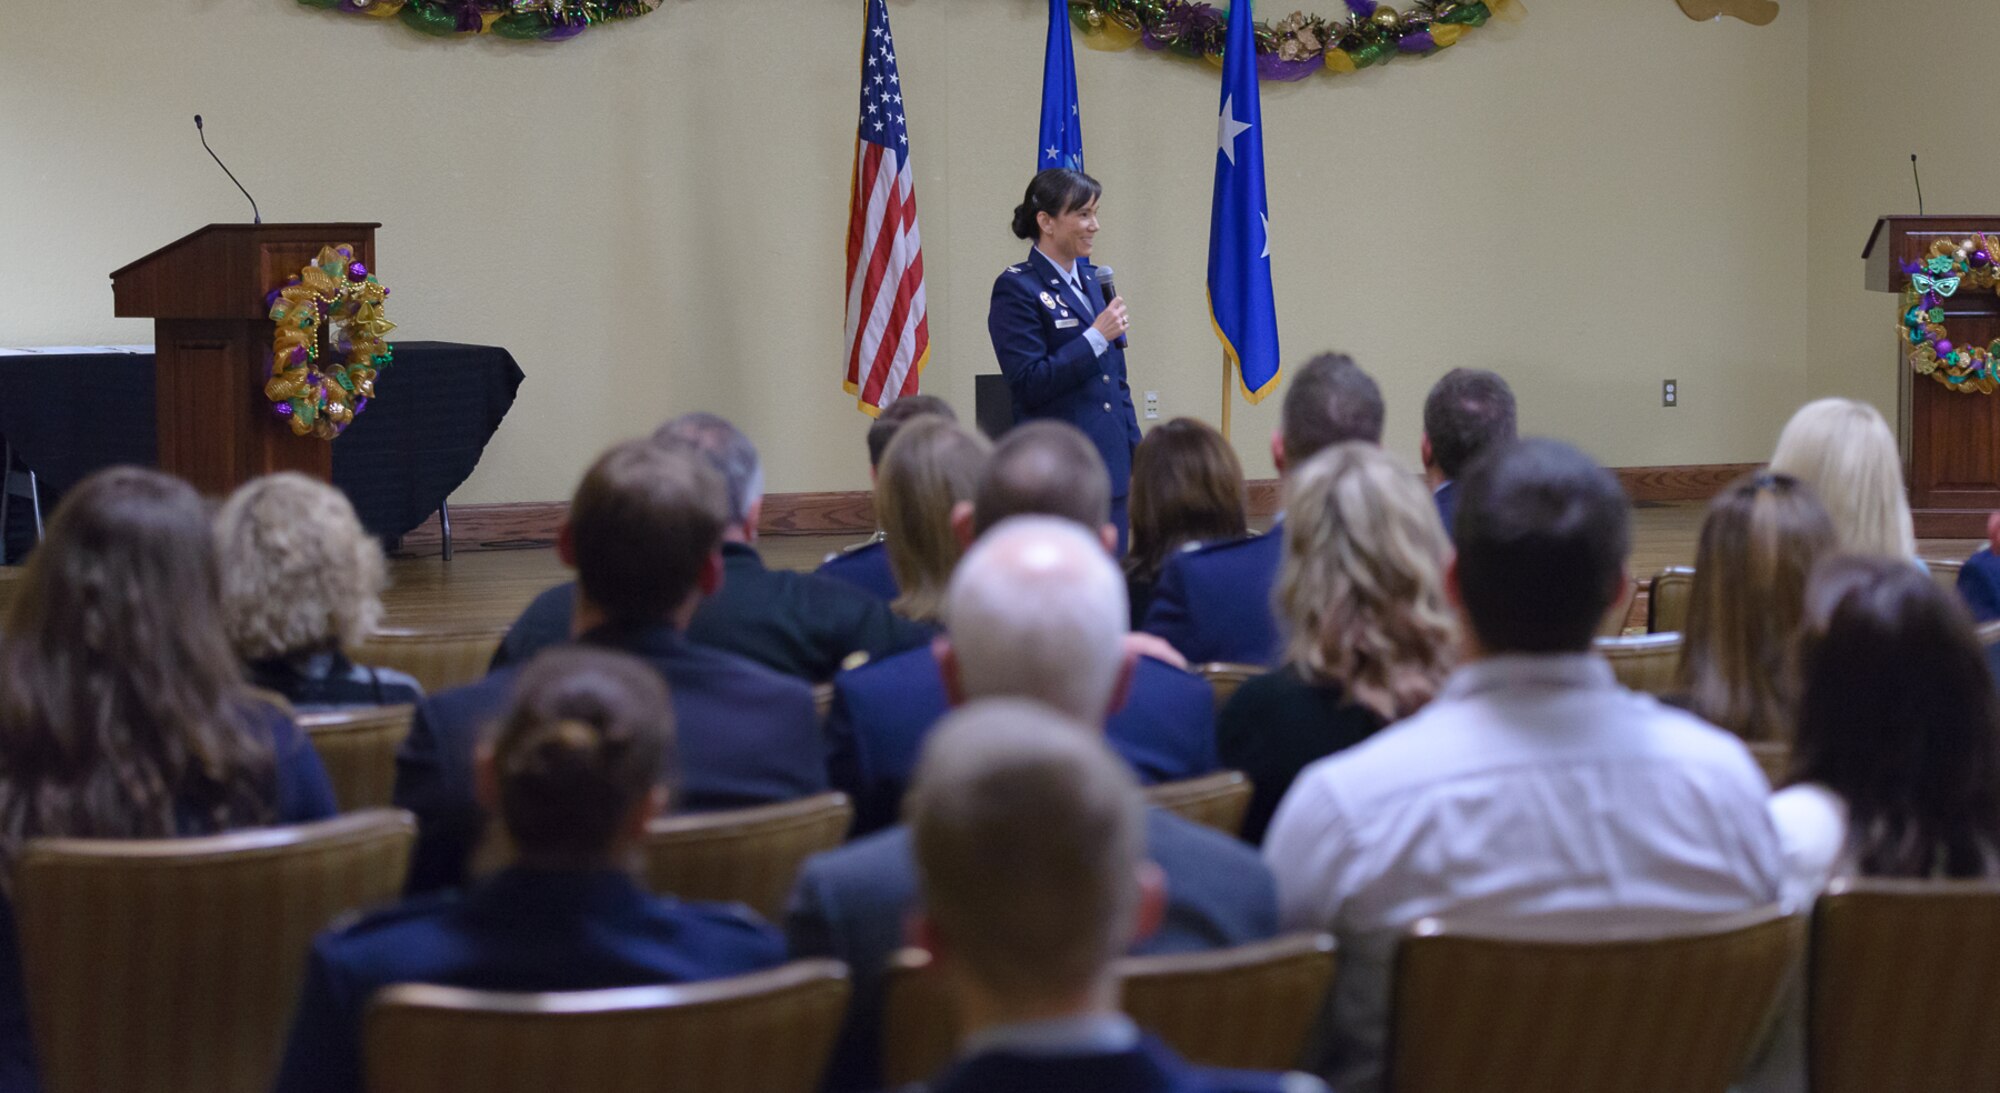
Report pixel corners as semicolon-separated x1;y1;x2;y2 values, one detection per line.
945;516;1127;722
653;412;765;527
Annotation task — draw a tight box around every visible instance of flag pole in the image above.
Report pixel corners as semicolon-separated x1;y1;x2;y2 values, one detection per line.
1220;356;1234;440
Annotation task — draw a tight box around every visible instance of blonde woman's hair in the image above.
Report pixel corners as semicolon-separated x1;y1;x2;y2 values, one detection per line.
878;418;992;623
1769;398;1916;559
1275;443;1457;720
214;473;386;661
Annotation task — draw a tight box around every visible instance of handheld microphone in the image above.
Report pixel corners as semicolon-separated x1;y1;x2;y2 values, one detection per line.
1912;153;1925;216
194;115;261;224
1096;265;1129;350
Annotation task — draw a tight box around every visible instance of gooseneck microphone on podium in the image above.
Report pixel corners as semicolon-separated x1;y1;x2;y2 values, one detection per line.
194;115;261;224
1912;153;1925;216
1096;265;1128;349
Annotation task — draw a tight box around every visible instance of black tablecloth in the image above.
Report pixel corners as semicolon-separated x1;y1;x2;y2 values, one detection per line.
0;341;523;553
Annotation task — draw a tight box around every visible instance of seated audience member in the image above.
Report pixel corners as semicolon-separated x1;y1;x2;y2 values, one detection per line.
490;413;928;682
875;416;992;625
827;422;1218;834
276;647;787;1093
1143;353;1385;666
791;523;1276;1090
901;704;1321;1093
395;440;823;893
1420;367;1516;531
214;472;424;710
818;394;959;601
1123;417;1249;629
1956;512;2000;623
0;467;337;1089
1769;398;1917;560
1219;443;1455;844
1671;473;1836;741
1262;439;1781;1093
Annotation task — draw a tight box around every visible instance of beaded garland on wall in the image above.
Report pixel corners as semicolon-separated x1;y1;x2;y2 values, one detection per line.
1067;0;1523;80
295;0;659;41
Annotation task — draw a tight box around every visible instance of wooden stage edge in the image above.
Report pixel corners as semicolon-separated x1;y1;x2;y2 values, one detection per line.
399;462;1765;553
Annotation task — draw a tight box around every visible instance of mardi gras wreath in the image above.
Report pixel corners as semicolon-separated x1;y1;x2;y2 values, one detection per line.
296;0;660;42
267;246;395;439
1903;235;2000;395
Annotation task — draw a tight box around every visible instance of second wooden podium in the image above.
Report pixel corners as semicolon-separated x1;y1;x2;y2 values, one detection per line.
109;223;379;496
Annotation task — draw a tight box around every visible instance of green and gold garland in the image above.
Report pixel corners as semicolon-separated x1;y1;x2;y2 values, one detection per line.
295;0;658;41
1068;0;1522;79
1903;236;2000;395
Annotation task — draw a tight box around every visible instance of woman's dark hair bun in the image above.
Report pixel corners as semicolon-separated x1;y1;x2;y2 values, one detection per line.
1011;201;1040;241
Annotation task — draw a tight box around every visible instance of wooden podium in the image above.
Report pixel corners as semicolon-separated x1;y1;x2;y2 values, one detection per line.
109;223;379;496
1864;215;2000;537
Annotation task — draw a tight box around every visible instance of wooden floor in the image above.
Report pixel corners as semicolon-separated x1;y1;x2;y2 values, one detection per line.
378;502;1989;633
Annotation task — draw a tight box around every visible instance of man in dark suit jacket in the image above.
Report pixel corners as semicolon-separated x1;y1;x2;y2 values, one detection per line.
816;394;959;602
791;520;1278;1091
845;703;1310;1093
489;413;928;682
1421;367;1517;536
395;439;825;894
1144;353;1386;667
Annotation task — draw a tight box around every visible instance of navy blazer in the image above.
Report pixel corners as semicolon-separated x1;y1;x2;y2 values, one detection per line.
925;1037;1321;1093
489;544;927;683
786;811;1281;1093
1141;524;1285;668
1960;548;2000;623
988;248;1141;497
272;867;787;1093
826;644;1219;834
815;538;900;603
395;622;825;894
1433;478;1458;537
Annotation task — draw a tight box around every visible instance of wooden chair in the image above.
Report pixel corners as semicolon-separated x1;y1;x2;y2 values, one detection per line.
299;703;415;811
1808;877;2000;1093
1746;740;1790;788
352;625;509;693
15;809;416;1093
640;793;852;920
1924;556;1963;601
1598;578;1639;637
881;933;1337;1086
1979;617;2000;650
1195;662;1263;714
1144;770;1253;837
1647;565;1697;634
812;681;835;722
364;959;851;1093
1594;632;1683;696
1388;905;1802;1093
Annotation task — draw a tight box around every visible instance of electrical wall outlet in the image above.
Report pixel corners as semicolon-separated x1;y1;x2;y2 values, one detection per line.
1662;379;1678;407
1144;390;1160;420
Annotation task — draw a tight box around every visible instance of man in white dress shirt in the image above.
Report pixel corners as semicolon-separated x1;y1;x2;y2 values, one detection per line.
1262;438;1783;1093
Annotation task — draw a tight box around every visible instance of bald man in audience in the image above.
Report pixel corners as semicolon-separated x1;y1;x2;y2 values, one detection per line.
1262;438;1782;1093
1143;352;1384;666
904;702;1323;1093
816;394;959;601
826;420;1217;834
489;412;929;682
790;519;1276;1093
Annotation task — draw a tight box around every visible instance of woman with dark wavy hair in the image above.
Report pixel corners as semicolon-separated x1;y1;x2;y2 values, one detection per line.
0;466;337;1087
1123;418;1249;628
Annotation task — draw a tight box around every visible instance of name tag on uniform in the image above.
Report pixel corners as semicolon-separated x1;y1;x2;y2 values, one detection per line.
1055;318;1080;329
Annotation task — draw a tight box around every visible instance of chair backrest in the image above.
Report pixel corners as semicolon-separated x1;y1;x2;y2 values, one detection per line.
639;793;853;920
1809;877;2000;1093
351;625;509;693
1389;905;1802;1093
1924;556;1964;600
299;704;415;812
1143;770;1253;837
15;809;416;1093
1647;565;1697;634
1980;617;2000;650
364;959;851;1093
1195;662;1262;713
1746;740;1790;788
881;933;1337;1086
1593;632;1684;695
1598;577;1639;638
812;681;835;722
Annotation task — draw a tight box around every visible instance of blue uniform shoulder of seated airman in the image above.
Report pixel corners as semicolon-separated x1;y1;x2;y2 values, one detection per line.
317;887;462;940
1180;532;1263;560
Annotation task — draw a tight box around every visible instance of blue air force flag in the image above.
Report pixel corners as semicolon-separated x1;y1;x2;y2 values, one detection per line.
1206;0;1281;402
1038;0;1084;170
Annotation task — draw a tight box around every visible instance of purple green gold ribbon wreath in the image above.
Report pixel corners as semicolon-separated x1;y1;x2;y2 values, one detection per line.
266;245;396;439
1903;236;2000;395
294;0;659;42
1069;0;1523;81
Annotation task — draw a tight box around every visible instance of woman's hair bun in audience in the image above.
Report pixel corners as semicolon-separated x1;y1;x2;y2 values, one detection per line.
491;647;672;859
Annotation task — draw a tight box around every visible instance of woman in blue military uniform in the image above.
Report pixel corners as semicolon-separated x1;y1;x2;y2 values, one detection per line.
273;647;787;1093
987;168;1141;549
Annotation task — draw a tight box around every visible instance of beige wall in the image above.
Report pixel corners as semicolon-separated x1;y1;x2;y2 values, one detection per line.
1;0;1807;504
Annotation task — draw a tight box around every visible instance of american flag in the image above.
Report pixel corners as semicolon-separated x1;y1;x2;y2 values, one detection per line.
842;0;929;415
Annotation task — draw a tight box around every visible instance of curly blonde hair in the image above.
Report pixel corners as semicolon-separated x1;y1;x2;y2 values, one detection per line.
1275;443;1457;720
213;473;386;661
